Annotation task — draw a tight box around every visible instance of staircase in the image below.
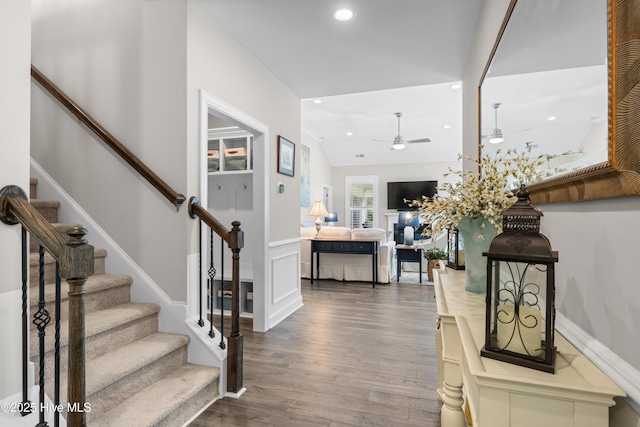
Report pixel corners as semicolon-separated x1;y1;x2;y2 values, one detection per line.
28;178;219;426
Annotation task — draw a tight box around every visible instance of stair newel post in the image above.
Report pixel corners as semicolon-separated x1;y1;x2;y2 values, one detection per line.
227;221;244;394
63;227;94;427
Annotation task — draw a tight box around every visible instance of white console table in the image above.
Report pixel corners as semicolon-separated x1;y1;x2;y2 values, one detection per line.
434;268;625;427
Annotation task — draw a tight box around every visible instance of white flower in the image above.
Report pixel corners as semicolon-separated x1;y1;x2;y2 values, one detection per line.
409;144;563;238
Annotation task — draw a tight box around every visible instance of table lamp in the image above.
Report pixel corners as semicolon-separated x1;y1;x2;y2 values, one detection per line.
308;201;329;237
398;211;419;245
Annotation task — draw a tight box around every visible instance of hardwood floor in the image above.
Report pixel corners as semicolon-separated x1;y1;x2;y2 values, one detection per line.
191;279;440;426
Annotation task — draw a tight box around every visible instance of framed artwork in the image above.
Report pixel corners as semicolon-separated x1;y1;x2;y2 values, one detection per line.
277;135;295;176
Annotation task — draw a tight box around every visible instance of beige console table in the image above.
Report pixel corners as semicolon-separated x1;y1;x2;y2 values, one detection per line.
434;268;625;427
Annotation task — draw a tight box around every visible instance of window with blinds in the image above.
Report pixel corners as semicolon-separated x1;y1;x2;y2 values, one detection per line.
345;177;378;229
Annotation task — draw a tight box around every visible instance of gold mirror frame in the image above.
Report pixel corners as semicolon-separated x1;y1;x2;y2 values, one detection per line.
479;0;640;204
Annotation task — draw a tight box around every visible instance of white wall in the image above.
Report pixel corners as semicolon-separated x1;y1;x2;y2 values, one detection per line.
0;0;31;399
466;0;640;422
186;0;302;331
186;0;301;244
299;130;333;224
332;161;460;231
31;0;190;302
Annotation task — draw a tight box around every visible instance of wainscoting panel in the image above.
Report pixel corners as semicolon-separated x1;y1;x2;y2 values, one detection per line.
267;238;303;329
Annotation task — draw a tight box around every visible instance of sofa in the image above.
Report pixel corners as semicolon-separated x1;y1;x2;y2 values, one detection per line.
300;226;396;284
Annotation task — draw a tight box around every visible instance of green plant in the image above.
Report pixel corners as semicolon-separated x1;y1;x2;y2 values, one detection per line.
424;246;447;260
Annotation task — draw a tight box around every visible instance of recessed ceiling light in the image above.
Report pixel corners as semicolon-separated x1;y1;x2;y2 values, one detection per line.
450;83;462;90
346;132;353;136
313;99;322;104
548;116;557;121
334;9;354;21
444;125;451;129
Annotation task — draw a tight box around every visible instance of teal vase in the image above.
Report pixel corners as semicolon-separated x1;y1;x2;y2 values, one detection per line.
457;216;498;293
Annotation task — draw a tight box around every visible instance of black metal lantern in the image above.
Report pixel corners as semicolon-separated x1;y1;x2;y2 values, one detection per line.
481;185;559;373
446;226;465;270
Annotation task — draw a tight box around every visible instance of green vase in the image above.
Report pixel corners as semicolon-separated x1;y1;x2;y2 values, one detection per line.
457;216;498;293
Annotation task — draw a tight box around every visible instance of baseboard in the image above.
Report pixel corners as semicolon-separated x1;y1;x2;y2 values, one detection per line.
556;312;640;415
224;387;246;399
180;397;217;427
269;295;304;329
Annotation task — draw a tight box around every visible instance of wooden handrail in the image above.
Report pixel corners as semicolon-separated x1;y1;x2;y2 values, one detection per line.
31;65;186;210
1;185;93;427
189;197;230;244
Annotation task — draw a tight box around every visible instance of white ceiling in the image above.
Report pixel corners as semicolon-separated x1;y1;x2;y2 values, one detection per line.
209;0;607;168
208;0;483;167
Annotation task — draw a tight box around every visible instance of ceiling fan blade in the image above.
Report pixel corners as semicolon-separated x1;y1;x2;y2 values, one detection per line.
407;138;431;143
507;128;532;135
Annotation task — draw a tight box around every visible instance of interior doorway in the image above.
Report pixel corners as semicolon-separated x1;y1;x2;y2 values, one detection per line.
199;90;269;332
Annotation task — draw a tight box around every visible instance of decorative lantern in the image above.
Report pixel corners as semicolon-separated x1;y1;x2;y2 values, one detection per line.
481;185;558;373
446;226;465;270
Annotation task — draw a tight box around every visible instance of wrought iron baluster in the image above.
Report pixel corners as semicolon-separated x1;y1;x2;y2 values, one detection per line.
34;245;51;427
208;228;216;339
219;239;226;350
197;220;204;327
54;261;61;427
20;227;31;416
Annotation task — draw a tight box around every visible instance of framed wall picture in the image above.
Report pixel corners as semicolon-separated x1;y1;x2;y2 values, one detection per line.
277;135;295;176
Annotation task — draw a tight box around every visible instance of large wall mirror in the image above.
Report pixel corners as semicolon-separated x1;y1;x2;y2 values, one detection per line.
480;0;640;204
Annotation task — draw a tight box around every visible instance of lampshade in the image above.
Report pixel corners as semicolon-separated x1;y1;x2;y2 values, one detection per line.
308;201;329;217
309;201;329;237
398;211;419;227
324;212;338;223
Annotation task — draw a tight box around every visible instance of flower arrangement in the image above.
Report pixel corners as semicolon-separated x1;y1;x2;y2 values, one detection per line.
409;144;565;239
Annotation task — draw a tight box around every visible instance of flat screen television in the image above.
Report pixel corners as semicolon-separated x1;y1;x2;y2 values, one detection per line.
387;180;437;210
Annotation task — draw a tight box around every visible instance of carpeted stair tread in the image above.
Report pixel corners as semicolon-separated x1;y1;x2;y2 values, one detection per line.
85;332;190;395
30;199;61;223
30;198;61;208
93;363;219;427
29;274;132;304
29;247;108;266
30;302;160;358
29;274;133;322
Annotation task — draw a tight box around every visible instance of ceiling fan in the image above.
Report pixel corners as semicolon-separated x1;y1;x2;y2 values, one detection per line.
488;103;504;144
374;112;431;150
483;103;531;143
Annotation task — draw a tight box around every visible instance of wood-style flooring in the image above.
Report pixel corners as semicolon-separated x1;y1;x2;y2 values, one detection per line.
191;278;440;426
